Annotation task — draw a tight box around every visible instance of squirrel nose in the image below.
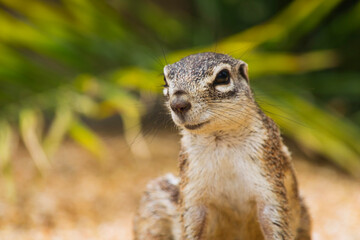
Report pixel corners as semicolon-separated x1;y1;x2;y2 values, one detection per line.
170;92;191;115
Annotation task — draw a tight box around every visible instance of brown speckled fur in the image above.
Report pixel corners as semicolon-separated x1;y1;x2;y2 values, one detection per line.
134;52;311;240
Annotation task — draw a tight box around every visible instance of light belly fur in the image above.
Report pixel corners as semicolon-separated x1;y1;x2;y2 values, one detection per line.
182;134;268;239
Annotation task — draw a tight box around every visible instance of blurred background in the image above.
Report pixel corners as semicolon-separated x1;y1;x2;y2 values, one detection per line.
0;0;359;239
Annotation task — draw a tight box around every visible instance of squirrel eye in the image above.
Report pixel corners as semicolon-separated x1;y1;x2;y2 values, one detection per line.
214;69;230;86
163;76;169;87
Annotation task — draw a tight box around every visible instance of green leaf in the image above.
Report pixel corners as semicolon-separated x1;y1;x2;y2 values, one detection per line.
103;90;151;160
43;106;73;157
257;90;360;176
167;0;343;63
19;109;50;172
0;120;14;170
68;119;107;161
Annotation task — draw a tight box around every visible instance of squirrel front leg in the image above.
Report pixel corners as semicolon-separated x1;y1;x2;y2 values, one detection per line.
181;204;207;240
257;190;295;240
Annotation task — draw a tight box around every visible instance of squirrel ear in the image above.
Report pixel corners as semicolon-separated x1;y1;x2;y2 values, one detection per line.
239;63;249;83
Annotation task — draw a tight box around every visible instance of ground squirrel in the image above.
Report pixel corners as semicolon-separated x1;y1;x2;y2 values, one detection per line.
133;52;311;240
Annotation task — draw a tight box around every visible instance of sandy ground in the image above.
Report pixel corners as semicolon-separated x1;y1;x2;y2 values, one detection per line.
0;132;359;240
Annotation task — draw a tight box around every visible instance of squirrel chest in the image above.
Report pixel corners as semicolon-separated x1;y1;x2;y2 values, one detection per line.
181;129;269;215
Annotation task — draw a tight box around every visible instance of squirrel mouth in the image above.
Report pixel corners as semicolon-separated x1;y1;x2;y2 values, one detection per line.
184;121;210;130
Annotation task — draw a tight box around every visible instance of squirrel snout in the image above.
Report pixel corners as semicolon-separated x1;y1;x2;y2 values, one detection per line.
170;92;191;115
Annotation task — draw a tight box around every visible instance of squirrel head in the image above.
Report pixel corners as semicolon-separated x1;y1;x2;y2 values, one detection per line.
163;52;255;134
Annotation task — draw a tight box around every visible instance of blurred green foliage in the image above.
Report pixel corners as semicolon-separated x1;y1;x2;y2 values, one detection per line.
0;0;359;189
